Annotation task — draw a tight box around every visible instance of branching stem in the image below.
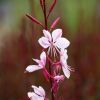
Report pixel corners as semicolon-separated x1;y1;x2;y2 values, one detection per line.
43;0;48;30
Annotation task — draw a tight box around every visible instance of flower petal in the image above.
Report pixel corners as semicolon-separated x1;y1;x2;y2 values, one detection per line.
52;29;62;42
32;58;40;64
54;75;64;81
32;85;45;97
39;97;44;100
38;37;50;48
27;92;34;98
62;65;70;78
26;65;42;72
55;37;70;49
27;92;38;99
43;30;52;41
38;86;45;96
37;97;44;100
60;49;68;61
40;51;46;66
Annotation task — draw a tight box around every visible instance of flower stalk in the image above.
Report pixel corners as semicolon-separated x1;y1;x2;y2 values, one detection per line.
25;0;73;100
43;0;48;30
48;61;55;100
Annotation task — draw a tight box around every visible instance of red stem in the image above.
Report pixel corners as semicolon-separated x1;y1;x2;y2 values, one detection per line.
48;61;55;100
47;0;56;19
43;0;48;30
37;0;57;99
42;1;55;100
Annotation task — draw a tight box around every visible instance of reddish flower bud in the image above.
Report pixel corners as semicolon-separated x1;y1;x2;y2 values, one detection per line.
50;17;60;30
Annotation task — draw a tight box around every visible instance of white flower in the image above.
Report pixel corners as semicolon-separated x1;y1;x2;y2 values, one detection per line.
60;49;72;79
28;85;45;100
38;29;70;55
26;51;46;72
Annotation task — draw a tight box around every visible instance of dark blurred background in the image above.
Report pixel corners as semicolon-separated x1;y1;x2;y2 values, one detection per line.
0;0;100;100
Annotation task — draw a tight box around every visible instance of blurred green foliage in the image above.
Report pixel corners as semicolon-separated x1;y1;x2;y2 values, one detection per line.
0;0;96;35
59;0;96;36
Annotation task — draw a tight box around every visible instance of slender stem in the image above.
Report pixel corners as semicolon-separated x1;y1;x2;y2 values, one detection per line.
43;0;48;30
42;1;55;99
48;61;55;100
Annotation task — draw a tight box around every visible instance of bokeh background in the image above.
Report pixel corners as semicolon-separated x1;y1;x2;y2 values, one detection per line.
0;0;100;100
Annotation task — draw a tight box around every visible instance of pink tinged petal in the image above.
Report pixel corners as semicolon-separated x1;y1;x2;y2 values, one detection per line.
60;49;67;55
40;51;46;66
26;65;43;73
32;95;42;100
28;92;39;100
27;92;34;98
38;86;45;96
52;29;62;42
43;30;52;41
55;37;70;49
32;86;40;95
32;85;45;97
60;49;68;60
32;58;40;64
38;37;50;48
38;97;44;100
54;75;64;81
62;65;70;79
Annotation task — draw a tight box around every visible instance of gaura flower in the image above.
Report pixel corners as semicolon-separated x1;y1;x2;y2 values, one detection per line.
60;49;72;79
28;85;46;100
38;29;70;55
26;51;46;72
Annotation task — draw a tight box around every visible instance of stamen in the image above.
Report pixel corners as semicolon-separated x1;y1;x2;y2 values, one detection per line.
47;47;50;55
54;46;60;54
54;47;58;58
53;46;56;58
50;46;53;56
67;66;74;72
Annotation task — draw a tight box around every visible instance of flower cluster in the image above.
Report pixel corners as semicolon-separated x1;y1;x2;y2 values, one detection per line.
26;29;73;100
25;0;74;99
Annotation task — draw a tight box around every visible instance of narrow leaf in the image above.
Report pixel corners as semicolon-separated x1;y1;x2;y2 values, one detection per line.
26;14;44;28
50;17;60;29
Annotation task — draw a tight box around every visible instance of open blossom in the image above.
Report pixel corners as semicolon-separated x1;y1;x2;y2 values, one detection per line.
38;29;70;54
60;49;72;78
28;85;46;100
26;51;46;72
